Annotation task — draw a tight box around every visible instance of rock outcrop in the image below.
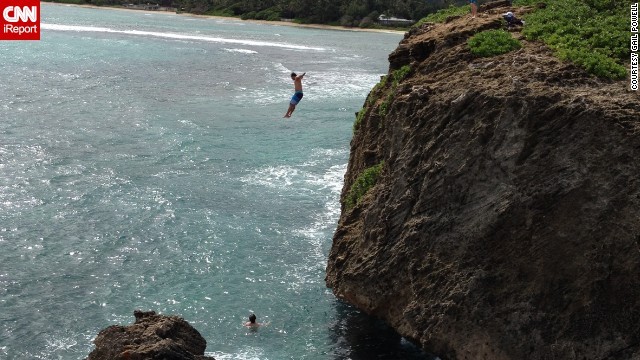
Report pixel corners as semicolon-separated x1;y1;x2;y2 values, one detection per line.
326;3;640;360
87;310;215;360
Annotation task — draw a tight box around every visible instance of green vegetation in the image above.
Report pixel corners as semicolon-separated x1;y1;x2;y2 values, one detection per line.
354;108;368;131
392;65;411;86
468;30;522;57
355;77;383;131
240;7;281;21
380;65;411;116
204;8;234;16
353;65;411;131
409;0;628;79
47;0;470;28
47;0;85;4
515;0;628;79
370;75;389;98
379;97;390;116
345;162;384;209
414;4;470;26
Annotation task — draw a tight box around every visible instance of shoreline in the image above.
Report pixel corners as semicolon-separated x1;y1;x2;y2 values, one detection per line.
42;2;406;35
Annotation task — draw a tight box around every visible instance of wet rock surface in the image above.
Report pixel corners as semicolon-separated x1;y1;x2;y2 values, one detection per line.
87;310;215;360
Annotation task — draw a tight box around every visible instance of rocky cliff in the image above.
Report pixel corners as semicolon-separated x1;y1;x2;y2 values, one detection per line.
326;3;640;359
87;310;215;360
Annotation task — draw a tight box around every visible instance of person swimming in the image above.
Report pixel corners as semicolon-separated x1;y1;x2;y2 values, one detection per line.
244;313;265;328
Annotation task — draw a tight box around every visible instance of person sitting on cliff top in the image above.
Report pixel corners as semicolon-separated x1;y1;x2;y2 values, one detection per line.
244;313;267;328
503;12;524;28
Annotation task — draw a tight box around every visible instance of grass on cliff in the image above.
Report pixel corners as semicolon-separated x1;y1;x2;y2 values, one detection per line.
414;4;471;26
353;75;386;132
379;65;411;116
345;162;384;210
353;65;411;131
468;30;522;57
514;0;628;79
412;0;628;79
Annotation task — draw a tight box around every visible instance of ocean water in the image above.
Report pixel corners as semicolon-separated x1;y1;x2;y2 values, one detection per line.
0;4;429;359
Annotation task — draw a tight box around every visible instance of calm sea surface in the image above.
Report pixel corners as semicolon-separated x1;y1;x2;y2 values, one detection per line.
0;4;429;359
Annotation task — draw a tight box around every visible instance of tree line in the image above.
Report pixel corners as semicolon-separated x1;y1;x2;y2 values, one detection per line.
65;0;468;27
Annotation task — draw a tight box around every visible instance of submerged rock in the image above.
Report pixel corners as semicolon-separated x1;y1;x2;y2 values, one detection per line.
327;3;640;360
87;310;215;360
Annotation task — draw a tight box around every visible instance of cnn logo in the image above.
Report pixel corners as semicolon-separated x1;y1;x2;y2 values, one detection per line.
1;0;40;40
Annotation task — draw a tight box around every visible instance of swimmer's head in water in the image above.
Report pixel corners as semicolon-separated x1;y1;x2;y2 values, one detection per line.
249;314;256;323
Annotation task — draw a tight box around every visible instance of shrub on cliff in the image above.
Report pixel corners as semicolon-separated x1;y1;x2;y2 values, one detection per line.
380;65;412;116
414;4;470;25
392;65;411;85
353;65;411;131
354;107;368;131
345;162;384;209
468;30;522;57
354;74;389;131
515;0;628;79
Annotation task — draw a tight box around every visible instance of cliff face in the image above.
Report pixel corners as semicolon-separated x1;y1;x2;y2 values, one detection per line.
326;4;640;360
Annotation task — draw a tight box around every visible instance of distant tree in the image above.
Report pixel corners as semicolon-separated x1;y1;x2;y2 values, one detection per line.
359;16;374;27
64;0;468;26
342;0;368;19
312;0;340;23
340;14;355;26
190;0;209;13
366;10;380;21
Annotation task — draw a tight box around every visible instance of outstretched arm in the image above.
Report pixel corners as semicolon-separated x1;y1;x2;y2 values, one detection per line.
297;72;306;80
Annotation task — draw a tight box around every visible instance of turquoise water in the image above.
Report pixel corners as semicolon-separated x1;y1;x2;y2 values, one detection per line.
0;4;428;359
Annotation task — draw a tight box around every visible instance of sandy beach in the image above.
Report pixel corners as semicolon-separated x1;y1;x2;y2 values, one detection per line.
43;2;406;35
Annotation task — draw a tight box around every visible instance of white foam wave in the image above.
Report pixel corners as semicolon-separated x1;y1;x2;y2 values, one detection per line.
239;89;284;105
301;148;348;168
44;336;77;353
242;150;346;192
273;62;290;73
294;163;345;243
223;48;258;54
208;348;265;360
240;165;298;188
307;71;382;100
41;24;327;51
239;70;383;104
306;163;346;195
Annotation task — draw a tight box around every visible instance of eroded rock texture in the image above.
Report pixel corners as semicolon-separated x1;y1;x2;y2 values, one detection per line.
327;3;640;359
87;310;215;360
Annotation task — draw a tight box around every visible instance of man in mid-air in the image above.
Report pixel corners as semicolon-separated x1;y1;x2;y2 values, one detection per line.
284;72;306;118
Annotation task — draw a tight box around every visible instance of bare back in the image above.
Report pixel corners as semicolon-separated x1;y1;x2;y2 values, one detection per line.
294;76;303;91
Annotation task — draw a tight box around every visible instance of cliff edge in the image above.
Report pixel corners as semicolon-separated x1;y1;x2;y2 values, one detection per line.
326;3;640;359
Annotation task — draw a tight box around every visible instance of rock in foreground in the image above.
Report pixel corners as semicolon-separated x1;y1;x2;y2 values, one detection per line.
87;310;215;360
